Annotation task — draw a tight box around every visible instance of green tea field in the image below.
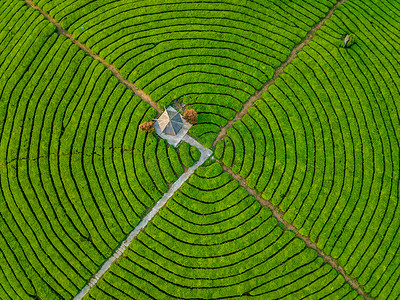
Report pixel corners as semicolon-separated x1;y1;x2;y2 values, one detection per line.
0;0;399;299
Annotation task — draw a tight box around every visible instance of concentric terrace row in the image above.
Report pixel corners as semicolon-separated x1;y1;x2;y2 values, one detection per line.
86;162;361;299
0;1;199;298
216;0;400;298
2;0;397;298
32;0;338;147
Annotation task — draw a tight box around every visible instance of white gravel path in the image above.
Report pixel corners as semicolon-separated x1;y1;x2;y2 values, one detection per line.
74;135;212;300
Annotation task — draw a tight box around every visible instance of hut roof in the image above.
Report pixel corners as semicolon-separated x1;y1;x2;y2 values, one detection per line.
156;107;184;136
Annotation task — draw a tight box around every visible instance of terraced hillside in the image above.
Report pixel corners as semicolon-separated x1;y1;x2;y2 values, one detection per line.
0;1;199;298
87;162;361;299
1;0;399;299
31;0;339;147
216;0;400;298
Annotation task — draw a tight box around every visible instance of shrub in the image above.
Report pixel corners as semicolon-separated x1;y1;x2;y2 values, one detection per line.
183;109;198;124
178;142;194;168
138;121;155;133
190;145;201;161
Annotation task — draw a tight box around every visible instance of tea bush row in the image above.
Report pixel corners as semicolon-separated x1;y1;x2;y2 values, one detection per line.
33;0;338;147
87;162;361;299
216;0;400;298
177;141;201;168
0;2;189;298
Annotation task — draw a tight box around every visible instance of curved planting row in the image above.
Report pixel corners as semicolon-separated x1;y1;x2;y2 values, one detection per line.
178;141;201;168
33;0;338;147
86;162;360;299
0;2;195;298
216;0;400;298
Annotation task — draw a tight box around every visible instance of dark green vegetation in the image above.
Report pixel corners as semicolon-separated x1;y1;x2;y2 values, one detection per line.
216;0;400;298
1;0;400;298
32;0;338;147
0;1;197;298
178;141;201;168
87;162;361;299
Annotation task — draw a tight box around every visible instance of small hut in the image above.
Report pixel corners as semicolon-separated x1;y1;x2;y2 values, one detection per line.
156;107;184;136
154;106;191;146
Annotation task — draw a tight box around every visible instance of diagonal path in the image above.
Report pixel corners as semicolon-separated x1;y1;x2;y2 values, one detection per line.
74;136;212;299
23;0;370;298
213;0;347;147
24;0;162;114
219;162;372;299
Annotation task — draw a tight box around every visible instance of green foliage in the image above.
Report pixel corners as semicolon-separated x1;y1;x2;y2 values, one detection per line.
157;139;178;183
214;140;225;160
87;163;357;299
220;1;400;297
3;0;400;298
0;1;189;298
34;0;337;147
177;141;201;168
190;144;201;161
167;145;184;176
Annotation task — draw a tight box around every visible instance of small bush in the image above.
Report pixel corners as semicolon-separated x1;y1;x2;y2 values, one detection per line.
183;109;198;124
190;145;201;161
178;142;194;168
139;121;155;133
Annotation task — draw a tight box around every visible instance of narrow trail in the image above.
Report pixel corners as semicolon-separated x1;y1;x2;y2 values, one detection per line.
24;0;162;114
74;137;212;299
220;162;372;300
213;0;347;147
24;0;370;298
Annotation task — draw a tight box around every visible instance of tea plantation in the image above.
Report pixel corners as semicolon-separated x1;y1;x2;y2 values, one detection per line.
31;0;338;147
87;162;361;299
0;0;399;299
0;1;197;297
216;0;400;298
